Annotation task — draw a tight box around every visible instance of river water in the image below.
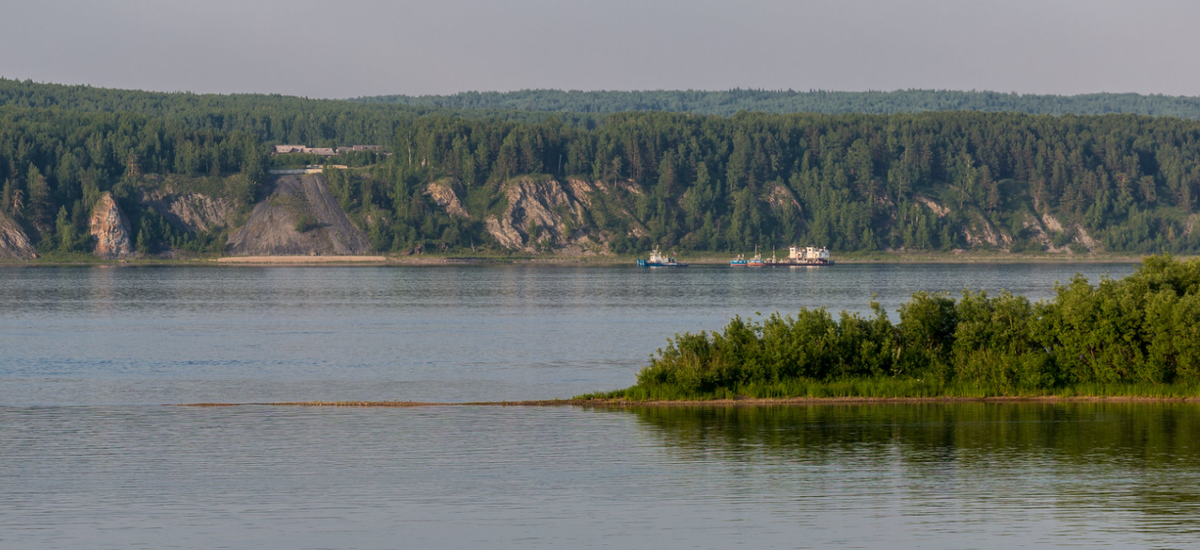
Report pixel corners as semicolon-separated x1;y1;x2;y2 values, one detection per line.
5;262;1198;549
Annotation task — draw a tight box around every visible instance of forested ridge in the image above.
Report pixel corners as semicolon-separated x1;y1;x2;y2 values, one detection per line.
356;89;1200;119
2;79;1200;258
378;110;1200;254
0;78;600;146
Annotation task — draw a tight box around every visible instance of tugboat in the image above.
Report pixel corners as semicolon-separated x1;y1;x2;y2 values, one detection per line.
637;248;688;268
747;246;765;267
729;254;748;267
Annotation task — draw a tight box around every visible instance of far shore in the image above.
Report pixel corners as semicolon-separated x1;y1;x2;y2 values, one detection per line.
177;395;1200;408
1;250;1162;267
215;255;388;264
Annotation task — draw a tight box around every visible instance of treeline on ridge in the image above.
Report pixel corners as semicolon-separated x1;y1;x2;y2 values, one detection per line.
0;78;599;145
356;89;1200;119
597;255;1200;400
3;78;1200;256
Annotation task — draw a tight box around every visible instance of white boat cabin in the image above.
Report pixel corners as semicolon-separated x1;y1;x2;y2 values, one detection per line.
788;246;830;262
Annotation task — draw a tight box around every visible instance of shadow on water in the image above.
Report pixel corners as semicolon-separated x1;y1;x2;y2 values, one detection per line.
609;402;1200;532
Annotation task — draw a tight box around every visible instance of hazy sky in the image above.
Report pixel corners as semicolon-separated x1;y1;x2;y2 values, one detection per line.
2;0;1198;98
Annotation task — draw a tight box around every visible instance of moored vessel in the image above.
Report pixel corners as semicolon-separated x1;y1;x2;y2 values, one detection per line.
746;245;765;267
776;246;834;266
729;246;834;266
637;248;688;267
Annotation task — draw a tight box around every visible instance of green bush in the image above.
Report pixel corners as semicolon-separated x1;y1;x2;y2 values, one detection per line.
600;255;1200;399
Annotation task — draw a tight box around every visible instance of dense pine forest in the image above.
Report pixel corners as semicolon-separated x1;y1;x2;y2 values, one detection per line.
2;79;1200;258
0;78;598;144
356;89;1200;119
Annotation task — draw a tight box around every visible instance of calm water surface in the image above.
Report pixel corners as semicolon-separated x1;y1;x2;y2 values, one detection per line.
0;263;1137;404
6;263;1195;549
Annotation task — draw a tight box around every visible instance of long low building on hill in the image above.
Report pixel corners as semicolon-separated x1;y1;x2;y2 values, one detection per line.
273;144;381;156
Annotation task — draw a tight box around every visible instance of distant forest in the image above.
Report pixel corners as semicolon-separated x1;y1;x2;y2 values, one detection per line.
353;89;1200;119
3;78;1200;257
0;78;600;143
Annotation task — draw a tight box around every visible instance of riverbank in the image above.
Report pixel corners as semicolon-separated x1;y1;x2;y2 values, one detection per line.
215;255;388;264
0;249;1157;267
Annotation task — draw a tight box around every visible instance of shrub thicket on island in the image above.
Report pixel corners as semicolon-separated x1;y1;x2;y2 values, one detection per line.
589;255;1200;400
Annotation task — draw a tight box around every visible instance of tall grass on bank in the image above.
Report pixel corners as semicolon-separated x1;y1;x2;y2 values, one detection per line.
582;255;1200;401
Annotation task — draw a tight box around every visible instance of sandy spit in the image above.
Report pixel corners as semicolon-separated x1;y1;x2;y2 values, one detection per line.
176;396;1200;408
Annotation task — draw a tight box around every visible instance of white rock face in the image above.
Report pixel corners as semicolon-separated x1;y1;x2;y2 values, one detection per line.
484;176;597;253
425;179;470;218
141;189;234;233
89;193;135;259
0;210;36;259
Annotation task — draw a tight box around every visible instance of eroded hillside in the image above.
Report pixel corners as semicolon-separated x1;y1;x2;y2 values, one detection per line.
0;210;36;259
226;174;370;256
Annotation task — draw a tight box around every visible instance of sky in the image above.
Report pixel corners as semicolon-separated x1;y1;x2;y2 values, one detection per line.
2;0;1198;99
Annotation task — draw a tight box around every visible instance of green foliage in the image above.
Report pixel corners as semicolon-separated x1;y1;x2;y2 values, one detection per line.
603;255;1200;399
130;207;225;255
0;78;593;141
53;205;89;252
294;212;318;233
356;88;1200;120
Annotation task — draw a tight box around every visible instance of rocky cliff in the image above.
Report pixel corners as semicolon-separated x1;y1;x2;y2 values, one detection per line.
0;210;36;260
425;179;470;218
417;176;1116;256
141;188;235;233
226;174;370;255
89;193;135;259
483;176;604;254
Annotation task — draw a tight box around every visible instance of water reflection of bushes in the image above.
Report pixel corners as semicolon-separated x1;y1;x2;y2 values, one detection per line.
620;403;1200;465
614;403;1200;528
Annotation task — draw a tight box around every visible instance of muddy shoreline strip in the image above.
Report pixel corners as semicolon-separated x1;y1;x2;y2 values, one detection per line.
178;396;1200;407
215;255;388;264
3;252;1159;267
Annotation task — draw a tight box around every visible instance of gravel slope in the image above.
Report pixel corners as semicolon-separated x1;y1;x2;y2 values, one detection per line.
226;174;371;256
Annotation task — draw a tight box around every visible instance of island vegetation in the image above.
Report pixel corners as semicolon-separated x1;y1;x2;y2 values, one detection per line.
581;255;1200;401
3;79;1200;259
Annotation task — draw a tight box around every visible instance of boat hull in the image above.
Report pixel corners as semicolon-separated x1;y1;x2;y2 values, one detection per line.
728;259;835;267
770;259;835;267
638;259;688;267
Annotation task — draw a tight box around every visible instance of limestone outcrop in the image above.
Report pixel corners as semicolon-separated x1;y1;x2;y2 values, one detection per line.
484;176;599;254
0;210;36;260
763;183;802;214
89;193;135;259
424;179;469;218
141;189;235;233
